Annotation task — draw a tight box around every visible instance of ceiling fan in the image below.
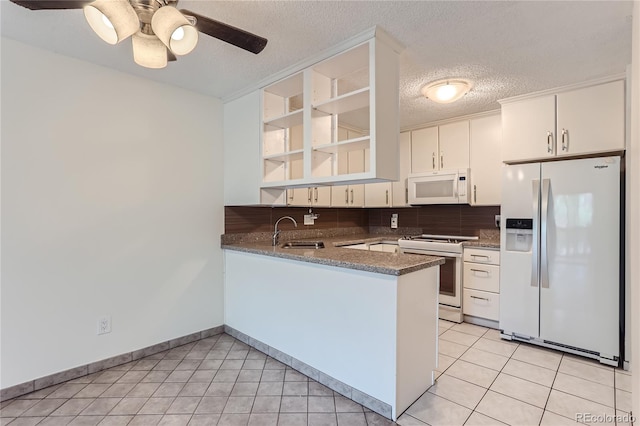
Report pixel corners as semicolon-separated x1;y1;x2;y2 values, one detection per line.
9;0;268;69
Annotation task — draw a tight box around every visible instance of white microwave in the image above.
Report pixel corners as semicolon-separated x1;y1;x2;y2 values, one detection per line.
408;169;471;205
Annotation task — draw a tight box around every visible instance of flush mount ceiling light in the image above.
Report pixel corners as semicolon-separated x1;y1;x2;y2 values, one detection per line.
10;0;268;70
421;79;473;104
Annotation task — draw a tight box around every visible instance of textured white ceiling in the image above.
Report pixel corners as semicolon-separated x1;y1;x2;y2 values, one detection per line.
0;1;633;129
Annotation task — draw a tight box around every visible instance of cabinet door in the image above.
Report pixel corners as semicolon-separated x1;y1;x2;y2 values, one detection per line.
349;185;365;207
364;182;392;207
470;115;502;205
438;121;469;170
347;143;366;174
501;95;556;163
556;80;625;157
392;131;411;206
289;188;311;206
331;185;350;207
313;186;332;206
411;127;438;173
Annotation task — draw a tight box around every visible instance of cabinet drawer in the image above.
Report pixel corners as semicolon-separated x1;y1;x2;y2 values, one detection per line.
463;248;500;265
463;263;500;293
463;289;500;321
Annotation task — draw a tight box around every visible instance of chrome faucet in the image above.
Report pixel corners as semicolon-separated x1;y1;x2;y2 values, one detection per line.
273;216;298;246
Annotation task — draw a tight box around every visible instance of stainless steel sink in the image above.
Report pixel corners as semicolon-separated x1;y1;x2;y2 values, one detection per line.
281;241;325;249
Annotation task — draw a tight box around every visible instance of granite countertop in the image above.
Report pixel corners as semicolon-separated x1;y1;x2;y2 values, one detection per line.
462;239;500;249
221;234;445;276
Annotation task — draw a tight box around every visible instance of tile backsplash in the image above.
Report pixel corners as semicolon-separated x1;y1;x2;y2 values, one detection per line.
369;205;500;236
224;205;500;237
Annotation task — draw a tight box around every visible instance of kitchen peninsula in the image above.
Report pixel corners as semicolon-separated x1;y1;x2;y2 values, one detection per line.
222;234;443;420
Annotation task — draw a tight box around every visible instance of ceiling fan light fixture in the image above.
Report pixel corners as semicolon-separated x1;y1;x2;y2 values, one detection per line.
132;32;167;69
151;6;198;55
83;0;139;45
421;79;473;104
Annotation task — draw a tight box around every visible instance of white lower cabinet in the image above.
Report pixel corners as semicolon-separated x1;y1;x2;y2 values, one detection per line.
463;247;500;324
463;290;500;322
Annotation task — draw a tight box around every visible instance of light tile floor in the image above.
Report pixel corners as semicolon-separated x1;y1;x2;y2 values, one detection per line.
0;323;634;426
398;320;634;426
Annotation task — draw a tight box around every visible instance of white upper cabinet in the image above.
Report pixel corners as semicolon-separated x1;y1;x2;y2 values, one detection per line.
364;182;392;207
363;130;392;207
411;122;469;174
556;81;625;157
501;95;555;162
501;80;624;163
411;127;438;173
469;114;502;205
391;131;412;206
261;32;401;189
331;128;365;207
438;121;470;170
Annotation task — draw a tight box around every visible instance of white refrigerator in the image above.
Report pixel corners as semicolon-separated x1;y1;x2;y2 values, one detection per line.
500;156;621;366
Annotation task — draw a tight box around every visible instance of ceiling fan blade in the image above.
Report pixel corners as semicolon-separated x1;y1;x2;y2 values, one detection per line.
180;9;267;55
10;0;92;10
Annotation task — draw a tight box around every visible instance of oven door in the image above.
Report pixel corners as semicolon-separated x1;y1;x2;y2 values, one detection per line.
400;248;462;308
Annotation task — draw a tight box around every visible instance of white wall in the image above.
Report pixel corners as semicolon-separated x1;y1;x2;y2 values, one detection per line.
0;38;225;388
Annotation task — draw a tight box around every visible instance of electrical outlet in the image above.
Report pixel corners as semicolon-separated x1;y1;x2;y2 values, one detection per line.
391;213;398;229
97;315;112;335
304;214;315;225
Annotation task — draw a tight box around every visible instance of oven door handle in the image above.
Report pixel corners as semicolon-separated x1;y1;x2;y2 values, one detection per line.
399;248;462;258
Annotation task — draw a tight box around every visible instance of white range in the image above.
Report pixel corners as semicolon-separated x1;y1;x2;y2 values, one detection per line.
398;234;478;323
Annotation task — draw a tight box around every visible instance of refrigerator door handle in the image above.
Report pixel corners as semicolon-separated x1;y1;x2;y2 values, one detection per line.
541;178;550;289
531;179;540;287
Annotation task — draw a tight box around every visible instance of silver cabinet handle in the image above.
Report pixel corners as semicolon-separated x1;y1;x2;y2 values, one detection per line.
473;185;477;204
350;189;354;204
314;187;318;203
470;295;489;301
385;190;389;205
561;128;568;151
307;188;312;203
345;188;349;204
471;254;490;260
470;268;491;276
440;152;444;169
547;131;554;153
532;179;540;287
405;187;408;204
541;179;550;289
432;153;435;170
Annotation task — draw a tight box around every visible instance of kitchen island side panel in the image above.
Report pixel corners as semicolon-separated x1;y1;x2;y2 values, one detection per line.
396;266;439;415
224;250;398;408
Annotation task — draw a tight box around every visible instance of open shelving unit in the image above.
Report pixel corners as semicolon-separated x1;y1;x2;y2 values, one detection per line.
260;30;401;188
262;71;304;185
